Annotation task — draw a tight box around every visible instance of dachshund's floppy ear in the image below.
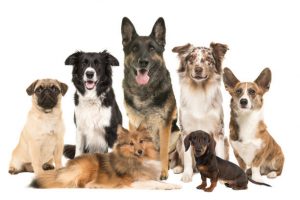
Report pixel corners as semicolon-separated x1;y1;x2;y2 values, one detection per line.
208;135;216;155
184;134;191;152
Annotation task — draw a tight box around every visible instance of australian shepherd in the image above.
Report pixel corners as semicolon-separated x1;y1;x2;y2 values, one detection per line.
171;43;229;182
223;67;284;183
30;126;181;190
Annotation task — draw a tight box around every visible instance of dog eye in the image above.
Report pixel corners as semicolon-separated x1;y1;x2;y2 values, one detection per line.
35;87;43;94
132;45;138;52
50;86;59;93
139;140;144;144
149;45;155;52
235;88;243;95
248;89;256;95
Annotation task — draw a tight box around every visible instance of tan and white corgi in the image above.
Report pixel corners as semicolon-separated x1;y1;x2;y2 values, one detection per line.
223;67;284;183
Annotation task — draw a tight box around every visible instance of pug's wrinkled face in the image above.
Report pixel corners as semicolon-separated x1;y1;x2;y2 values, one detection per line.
26;79;68;112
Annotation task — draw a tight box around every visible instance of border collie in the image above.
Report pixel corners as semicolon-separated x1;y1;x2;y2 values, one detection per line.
64;51;122;158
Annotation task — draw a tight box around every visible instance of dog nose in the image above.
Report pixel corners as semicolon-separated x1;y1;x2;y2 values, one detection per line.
86;71;94;79
138;59;149;68
240;98;248;106
195;67;203;74
137;149;143;155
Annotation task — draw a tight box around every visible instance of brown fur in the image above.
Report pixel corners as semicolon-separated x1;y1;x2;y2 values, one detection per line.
223;67;284;180
9;79;68;175
30;126;180;189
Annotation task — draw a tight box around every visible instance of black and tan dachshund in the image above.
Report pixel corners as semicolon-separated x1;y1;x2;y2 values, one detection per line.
184;130;270;192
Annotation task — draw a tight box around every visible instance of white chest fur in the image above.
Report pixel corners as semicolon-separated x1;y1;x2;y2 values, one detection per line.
75;90;111;151
230;109;264;166
180;82;223;134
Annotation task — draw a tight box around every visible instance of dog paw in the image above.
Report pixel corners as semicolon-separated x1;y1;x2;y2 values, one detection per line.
267;171;277;179
42;163;55;171
181;173;192;183
196;183;207;190
8;167;18;175
204;187;214;192
173;166;183;174
160;171;169;180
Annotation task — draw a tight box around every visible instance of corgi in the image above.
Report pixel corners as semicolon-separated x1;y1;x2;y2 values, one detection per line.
30;126;181;190
223;67;284;183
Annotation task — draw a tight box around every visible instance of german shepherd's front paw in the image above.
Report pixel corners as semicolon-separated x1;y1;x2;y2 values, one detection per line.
160;170;169;180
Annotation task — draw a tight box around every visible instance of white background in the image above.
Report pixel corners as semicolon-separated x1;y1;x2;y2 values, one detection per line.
0;0;299;199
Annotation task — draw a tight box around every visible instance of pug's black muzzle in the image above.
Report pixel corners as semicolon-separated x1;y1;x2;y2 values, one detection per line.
37;89;58;109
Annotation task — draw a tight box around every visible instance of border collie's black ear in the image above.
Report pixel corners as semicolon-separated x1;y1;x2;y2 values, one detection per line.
223;67;240;91
184;134;191;152
210;42;228;74
254;68;272;93
26;80;38;96
65;51;82;66
150;17;166;47
102;51;119;67
58;81;68;96
121;17;138;47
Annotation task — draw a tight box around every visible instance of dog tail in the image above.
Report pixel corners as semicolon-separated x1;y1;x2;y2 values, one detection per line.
63;144;75;159
30;165;82;188
246;169;271;187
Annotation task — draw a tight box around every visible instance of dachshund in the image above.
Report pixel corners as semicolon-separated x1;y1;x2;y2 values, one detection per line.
184;130;270;192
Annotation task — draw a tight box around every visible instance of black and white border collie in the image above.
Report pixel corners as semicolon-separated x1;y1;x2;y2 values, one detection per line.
64;51;122;159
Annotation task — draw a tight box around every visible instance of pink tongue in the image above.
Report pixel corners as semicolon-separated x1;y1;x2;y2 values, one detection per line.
136;71;150;85
85;81;95;89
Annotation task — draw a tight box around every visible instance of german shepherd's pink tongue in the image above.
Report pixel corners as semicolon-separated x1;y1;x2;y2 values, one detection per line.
136;70;149;85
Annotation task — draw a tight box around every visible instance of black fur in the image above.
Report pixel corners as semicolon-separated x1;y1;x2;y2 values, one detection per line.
64;51;122;159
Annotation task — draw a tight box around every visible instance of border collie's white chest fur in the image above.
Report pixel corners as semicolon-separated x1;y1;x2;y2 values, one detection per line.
180;82;223;134
75;90;112;153
230;109;263;166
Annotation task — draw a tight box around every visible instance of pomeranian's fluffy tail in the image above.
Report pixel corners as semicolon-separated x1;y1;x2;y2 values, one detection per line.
30;165;81;188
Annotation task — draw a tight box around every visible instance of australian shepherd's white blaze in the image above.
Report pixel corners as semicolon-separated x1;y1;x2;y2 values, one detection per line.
171;43;229;182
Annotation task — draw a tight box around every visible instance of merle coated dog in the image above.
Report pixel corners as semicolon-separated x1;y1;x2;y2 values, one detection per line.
121;17;180;180
63;51;122;159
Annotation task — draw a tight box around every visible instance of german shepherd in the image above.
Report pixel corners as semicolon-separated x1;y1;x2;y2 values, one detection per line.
30;126;181;189
121;17;180;180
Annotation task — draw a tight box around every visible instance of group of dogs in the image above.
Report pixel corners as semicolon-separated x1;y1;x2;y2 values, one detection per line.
8;17;284;191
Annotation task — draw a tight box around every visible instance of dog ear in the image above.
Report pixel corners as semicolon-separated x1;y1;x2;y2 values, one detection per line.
254;68;272;93
223;67;240;91
150;17;166;47
172;43;194;73
65;51;82;66
102;51;119;67
208;135;216;156
26;80;38;96
210;43;228;74
121;17;138;47
184;134;191;152
137;122;147;132
58;81;68;96
117;125;129;135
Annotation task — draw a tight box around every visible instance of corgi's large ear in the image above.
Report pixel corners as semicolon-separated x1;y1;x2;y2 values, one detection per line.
184;134;191;152
65;51;82;66
121;17;138;47
26;80;38;96
172;43;194;73
254;68;272;93
223;67;240;91
210;42;228;74
102;51;119;67
150;17;166;47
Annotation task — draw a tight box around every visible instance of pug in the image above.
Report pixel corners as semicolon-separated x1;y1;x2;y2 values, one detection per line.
9;79;68;175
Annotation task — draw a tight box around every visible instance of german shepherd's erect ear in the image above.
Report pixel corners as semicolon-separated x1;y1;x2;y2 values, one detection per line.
150;17;166;47
254;68;272;94
121;17;138;47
